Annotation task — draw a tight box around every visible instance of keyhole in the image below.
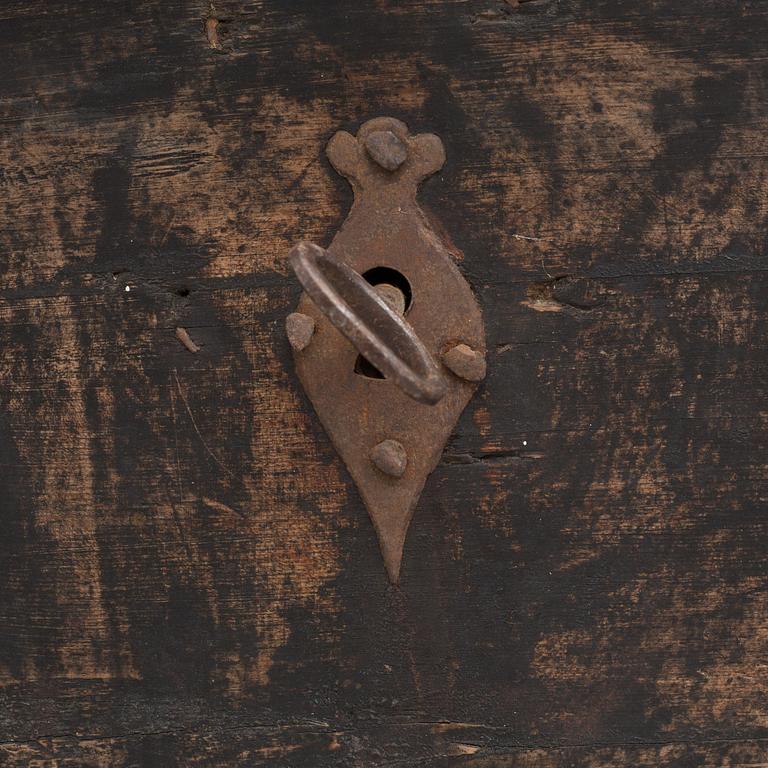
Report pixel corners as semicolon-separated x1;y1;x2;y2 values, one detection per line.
354;267;412;379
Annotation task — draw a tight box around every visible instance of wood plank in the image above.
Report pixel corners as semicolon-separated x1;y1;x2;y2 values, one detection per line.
1;0;766;763
2;730;768;767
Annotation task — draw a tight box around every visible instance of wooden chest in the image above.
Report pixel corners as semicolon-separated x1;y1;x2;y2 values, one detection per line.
1;1;766;765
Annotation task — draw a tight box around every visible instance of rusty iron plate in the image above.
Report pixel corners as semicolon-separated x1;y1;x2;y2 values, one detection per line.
287;117;485;583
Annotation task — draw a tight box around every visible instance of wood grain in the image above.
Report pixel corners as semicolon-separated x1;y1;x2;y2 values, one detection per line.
0;0;766;764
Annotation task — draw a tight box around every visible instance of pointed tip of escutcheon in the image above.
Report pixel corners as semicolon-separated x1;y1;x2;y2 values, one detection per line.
383;550;404;584
376;525;408;584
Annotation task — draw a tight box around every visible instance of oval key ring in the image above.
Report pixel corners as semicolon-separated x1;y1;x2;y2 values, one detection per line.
288;241;447;405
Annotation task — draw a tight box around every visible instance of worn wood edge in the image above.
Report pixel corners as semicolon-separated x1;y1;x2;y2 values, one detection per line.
1;727;767;768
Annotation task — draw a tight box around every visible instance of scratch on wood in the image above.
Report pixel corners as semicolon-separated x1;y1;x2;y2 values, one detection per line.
202;496;246;519
521;295;567;313
286;156;319;195
157;215;176;249
511;233;550;243
451;743;481;755
205;17;221;49
173;368;235;478
523;276;601;314
176;326;200;353
169;374;184;502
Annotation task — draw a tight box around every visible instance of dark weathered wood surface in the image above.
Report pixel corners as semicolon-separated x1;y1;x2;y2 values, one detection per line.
1;0;766;765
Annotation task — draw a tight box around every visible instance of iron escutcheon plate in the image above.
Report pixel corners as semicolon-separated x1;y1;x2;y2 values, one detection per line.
289;117;485;583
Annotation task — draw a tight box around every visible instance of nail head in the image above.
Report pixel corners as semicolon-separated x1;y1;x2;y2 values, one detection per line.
442;343;486;382
364;130;408;171
370;439;407;478
286;312;315;351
